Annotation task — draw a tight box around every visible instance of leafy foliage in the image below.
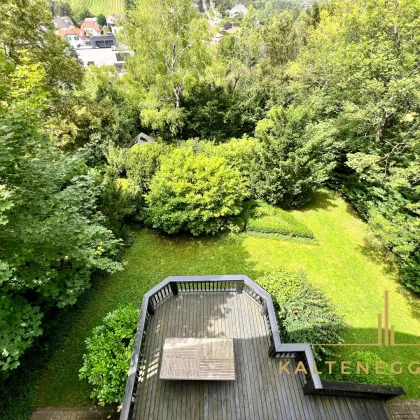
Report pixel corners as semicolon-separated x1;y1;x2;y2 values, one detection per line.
107;143;169;198
50;1;73;17
145;147;247;235
0;292;43;375
246;201;314;238
251;105;335;208
259;268;345;360
0;51;122;373
100;142;169;230
47;66;140;164
0;0;83;90
197;137;259;190
121;0;212;135
287;0;420;292
96;13;106;26
79;306;139;405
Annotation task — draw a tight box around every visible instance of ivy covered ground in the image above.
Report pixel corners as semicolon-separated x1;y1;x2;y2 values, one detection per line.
2;190;418;419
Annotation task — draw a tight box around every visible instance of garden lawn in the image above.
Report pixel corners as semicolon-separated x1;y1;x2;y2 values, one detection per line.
33;190;420;407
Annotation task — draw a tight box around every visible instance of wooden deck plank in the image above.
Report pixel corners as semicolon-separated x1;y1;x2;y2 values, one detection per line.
244;294;267;417
230;291;246;420
237;293;259;419
133;292;391;420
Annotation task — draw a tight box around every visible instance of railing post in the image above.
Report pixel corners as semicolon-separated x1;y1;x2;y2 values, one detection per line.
268;342;276;358
261;302;268;316
170;282;179;296
302;378;316;395
236;280;244;294
147;300;155;315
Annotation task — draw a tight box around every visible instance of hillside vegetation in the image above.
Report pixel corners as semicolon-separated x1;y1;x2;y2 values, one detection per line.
68;0;124;16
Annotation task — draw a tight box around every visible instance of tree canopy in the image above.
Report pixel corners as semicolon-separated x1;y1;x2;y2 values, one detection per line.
121;0;212;135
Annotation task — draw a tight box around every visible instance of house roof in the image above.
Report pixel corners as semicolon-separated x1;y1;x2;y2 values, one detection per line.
107;14;124;23
225;26;239;34
58;27;86;40
53;16;74;29
81;21;102;33
230;3;247;14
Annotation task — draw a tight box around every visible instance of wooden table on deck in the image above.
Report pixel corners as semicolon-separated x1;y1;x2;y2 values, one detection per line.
159;338;235;381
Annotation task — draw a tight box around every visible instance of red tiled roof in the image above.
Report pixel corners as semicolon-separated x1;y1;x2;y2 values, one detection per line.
81;21;102;33
58;27;86;40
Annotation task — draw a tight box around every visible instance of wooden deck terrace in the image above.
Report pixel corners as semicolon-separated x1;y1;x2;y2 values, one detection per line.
120;276;405;420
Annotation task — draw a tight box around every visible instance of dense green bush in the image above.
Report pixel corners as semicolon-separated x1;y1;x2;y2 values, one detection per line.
100;142;170;231
246;201;314;238
251;105;334;209
200;137;260;192
0;293;42;376
331;351;397;386
145;147;247;235
79;306;139;405
259;268;345;360
107;142;169;198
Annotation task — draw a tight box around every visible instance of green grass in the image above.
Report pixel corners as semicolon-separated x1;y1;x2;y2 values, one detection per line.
68;0;124;17
3;189;419;418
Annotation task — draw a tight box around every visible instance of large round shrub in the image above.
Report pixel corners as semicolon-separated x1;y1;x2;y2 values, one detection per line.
259;267;345;360
79;306;139;405
145;147;247;236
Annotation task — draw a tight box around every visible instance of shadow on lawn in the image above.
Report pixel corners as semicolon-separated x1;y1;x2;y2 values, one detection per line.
357;237;420;321
301;190;339;212
358;236;399;276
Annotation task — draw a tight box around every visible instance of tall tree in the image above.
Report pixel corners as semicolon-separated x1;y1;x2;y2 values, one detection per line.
288;0;420;292
0;54;122;374
121;0;212;135
0;0;83;90
96;13;107;27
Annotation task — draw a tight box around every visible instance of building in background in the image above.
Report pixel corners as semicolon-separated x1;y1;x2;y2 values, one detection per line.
57;28;86;48
53;16;75;30
90;33;117;49
81;20;102;37
107;14;124;36
229;3;247;18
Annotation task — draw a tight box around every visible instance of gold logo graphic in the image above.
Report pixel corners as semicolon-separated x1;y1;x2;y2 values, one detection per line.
312;290;420;347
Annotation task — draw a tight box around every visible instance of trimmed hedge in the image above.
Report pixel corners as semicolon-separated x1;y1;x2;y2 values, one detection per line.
246;202;314;238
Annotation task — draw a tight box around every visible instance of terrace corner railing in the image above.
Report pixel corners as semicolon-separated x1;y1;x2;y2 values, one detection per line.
120;275;405;420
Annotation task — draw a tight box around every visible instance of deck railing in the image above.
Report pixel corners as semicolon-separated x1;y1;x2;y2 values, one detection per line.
120;275;279;420
120;275;405;420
